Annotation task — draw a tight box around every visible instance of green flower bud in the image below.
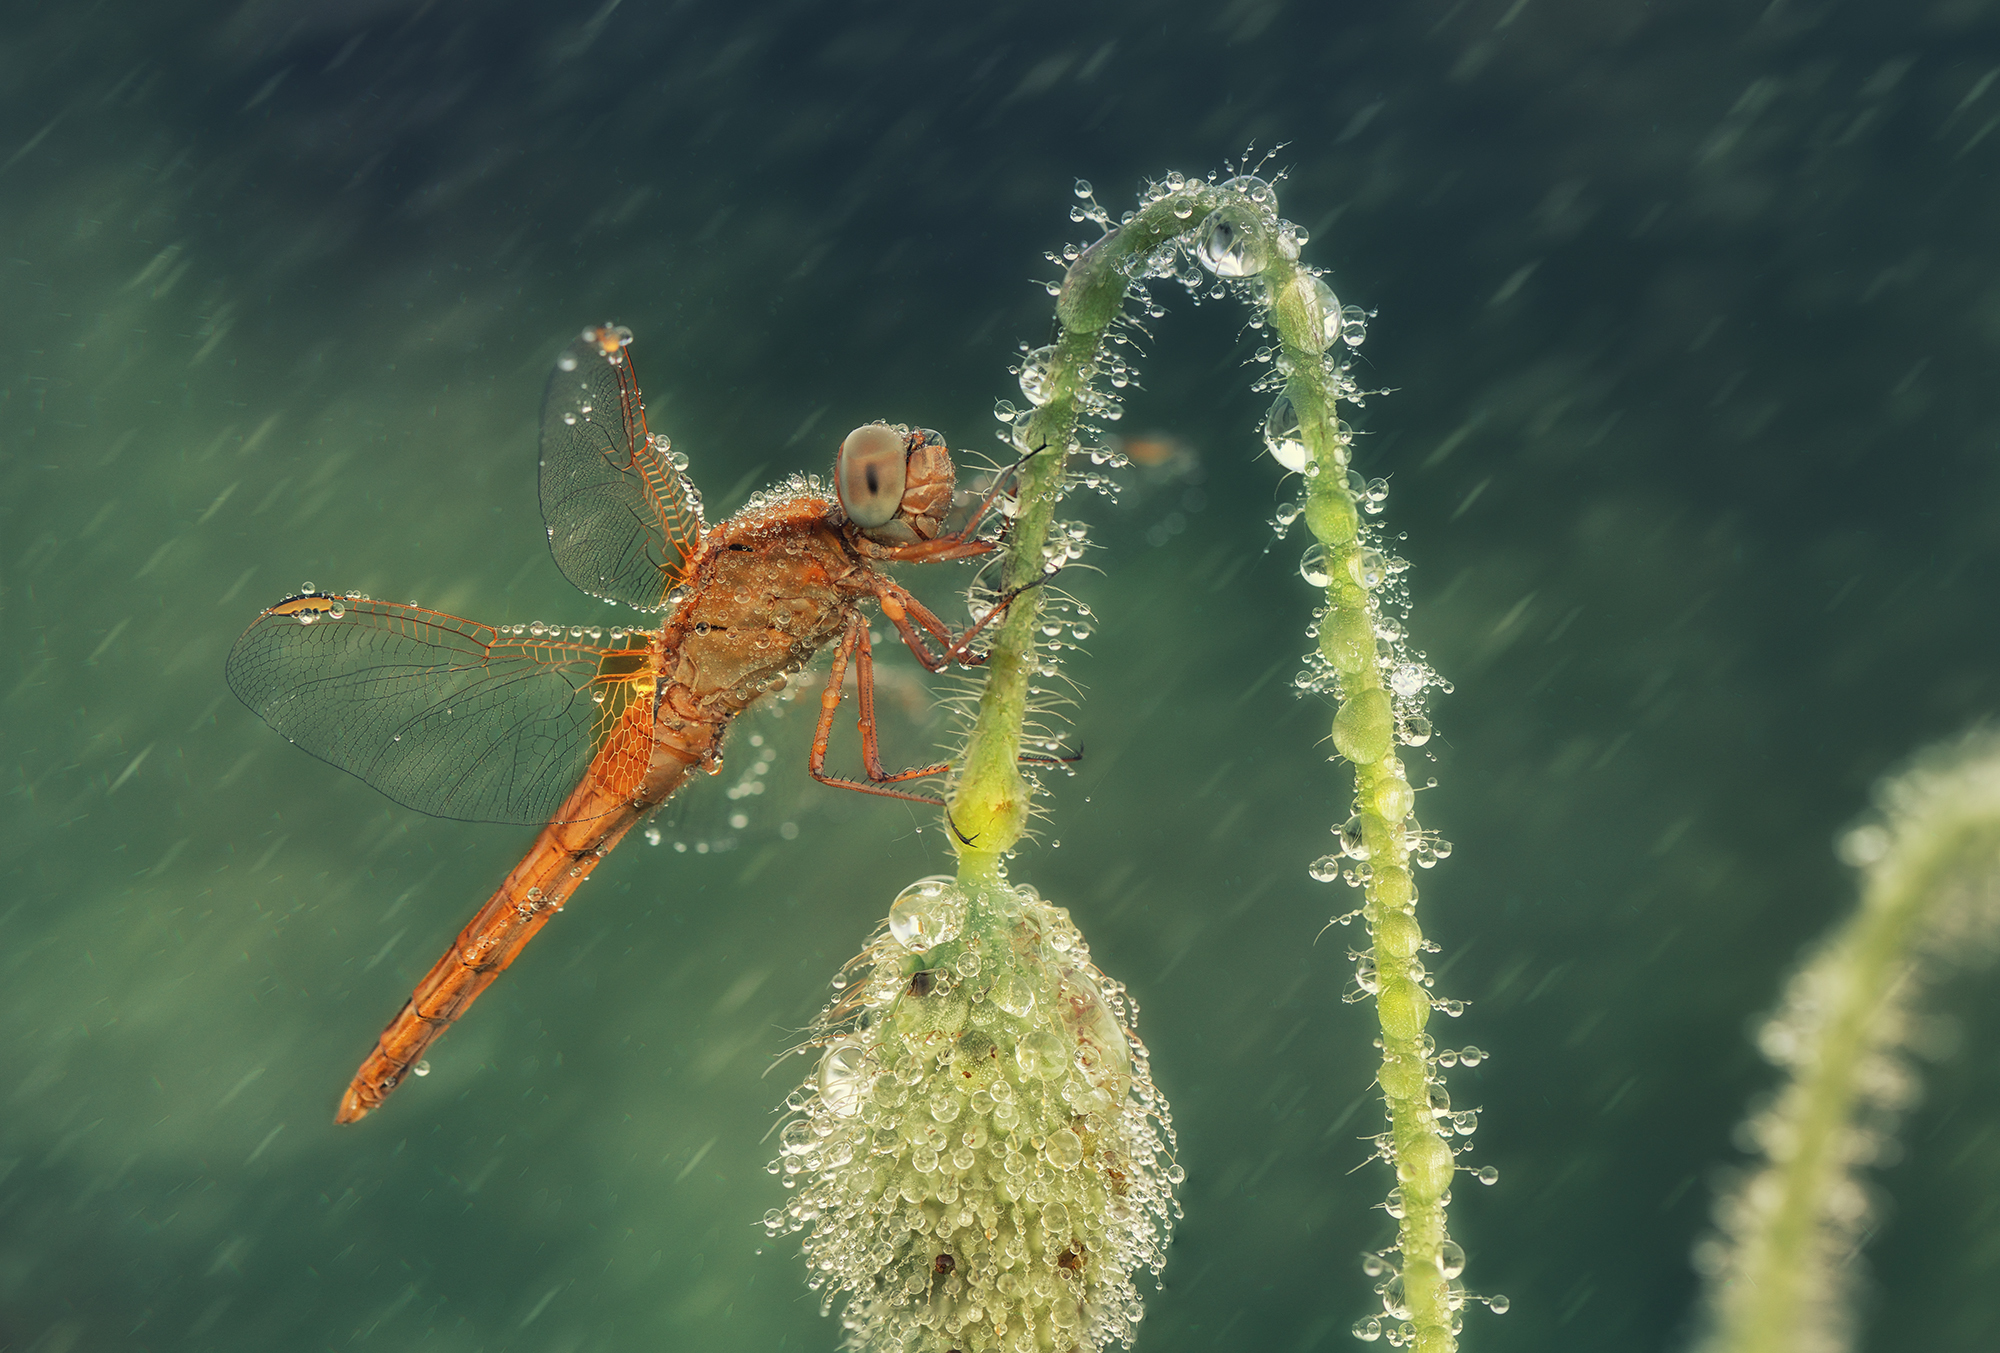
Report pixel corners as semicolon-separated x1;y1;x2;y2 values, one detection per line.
769;879;1179;1353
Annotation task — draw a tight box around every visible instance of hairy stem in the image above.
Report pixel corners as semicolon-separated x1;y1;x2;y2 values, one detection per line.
1700;729;2000;1353
949;173;1479;1350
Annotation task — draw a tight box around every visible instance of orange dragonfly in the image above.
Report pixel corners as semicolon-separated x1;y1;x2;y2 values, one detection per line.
227;324;1024;1123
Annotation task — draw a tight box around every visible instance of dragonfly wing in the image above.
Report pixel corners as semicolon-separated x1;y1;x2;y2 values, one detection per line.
225;596;655;825
539;325;706;611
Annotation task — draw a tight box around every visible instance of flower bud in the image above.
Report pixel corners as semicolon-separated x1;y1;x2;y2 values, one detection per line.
769;878;1179;1352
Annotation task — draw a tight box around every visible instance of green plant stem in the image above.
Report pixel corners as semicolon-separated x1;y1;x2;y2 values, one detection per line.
1702;731;2000;1353
948;178;1467;1351
948;186;1231;880
1262;257;1458;1353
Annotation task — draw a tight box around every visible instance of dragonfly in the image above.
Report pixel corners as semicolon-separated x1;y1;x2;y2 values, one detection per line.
226;324;1029;1124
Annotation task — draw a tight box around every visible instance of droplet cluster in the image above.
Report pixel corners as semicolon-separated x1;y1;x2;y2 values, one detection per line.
768;878;1179;1353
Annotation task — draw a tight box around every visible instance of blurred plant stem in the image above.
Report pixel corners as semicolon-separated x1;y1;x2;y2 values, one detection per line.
1699;728;2000;1353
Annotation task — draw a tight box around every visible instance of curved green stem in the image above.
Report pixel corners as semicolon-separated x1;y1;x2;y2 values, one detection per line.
948;185;1238;879
948;175;1476;1351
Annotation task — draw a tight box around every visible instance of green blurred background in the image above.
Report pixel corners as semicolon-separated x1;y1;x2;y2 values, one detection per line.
5;1;2000;1350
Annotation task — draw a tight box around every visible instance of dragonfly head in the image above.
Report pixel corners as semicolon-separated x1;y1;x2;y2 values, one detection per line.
835;423;956;545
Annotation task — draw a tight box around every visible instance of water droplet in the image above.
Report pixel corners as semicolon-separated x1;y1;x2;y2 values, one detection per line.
1342;305;1369;347
1195;205;1270;278
1315;277;1345;347
1352;1317;1383;1342
1401;715;1434;747
300;580;315;593
1381;1275;1411;1319
887;877;961;953
1309;853;1343;883
1476;1165;1499;1186
413;1059;430;1077
1338;816;1371;860
1016;1028;1066;1080
295;609;317;626
1045;1128;1083;1169
562;411;577;425
1389;664;1425;697
1485;1294;1510;1315
1263;395;1309;472
1347;549;1388;589
994;975;1036;1017
1459;1046;1484;1067
1074;178;1094;199
1439;1241;1466;1279
1220;174;1279;213
1017;344;1060;405
1300;544;1332;587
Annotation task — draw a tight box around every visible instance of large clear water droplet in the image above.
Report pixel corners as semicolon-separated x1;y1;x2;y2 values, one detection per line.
1315;277;1345;347
1018;345;1059;406
1439;1240;1466;1279
1016;1028;1066;1080
818;1040;867;1117
1299;544;1332;587
994;975;1036;1017
1195;205;1270;278
1339;816;1371;860
888;877;960;953
1348;549;1387;590
1263;395;1309;472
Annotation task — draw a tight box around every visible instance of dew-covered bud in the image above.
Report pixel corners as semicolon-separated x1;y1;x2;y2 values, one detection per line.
771;879;1179;1353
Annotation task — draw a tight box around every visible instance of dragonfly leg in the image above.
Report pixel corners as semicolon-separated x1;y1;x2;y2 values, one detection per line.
954;439;1052;537
874;581;977;673
809;612;955;804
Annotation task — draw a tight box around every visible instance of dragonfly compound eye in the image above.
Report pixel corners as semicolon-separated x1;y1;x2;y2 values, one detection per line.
835;424;909;530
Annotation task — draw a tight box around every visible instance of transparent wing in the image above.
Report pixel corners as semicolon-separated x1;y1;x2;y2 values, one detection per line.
539;325;706;611
225;595;655;825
